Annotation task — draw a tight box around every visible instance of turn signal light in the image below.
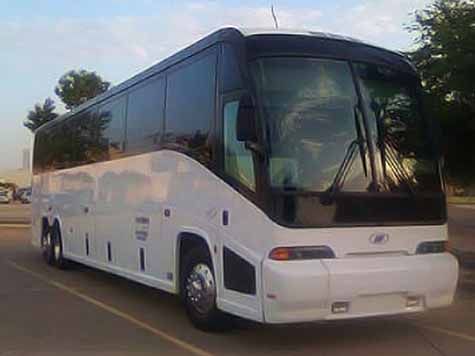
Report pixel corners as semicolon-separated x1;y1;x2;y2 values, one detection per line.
269;247;290;261
269;246;336;261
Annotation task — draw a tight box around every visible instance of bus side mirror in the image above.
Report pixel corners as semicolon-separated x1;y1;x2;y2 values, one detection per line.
236;94;257;142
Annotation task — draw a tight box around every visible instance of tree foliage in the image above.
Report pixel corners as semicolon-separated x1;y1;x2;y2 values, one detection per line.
408;0;475;187
23;97;58;132
55;69;110;110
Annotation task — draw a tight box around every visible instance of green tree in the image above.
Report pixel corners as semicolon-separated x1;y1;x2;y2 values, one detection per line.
55;69;111;110
23;97;58;132
408;0;475;187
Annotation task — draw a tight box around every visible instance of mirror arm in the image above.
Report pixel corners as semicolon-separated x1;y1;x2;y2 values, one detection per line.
245;141;265;157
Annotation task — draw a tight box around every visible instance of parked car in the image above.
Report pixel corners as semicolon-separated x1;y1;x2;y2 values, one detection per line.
14;188;27;201
14;187;28;200
0;190;11;204
20;189;32;204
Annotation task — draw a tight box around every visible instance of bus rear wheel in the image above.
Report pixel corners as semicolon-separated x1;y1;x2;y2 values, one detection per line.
181;247;233;332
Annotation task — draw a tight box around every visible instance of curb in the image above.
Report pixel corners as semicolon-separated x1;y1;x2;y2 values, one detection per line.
0;224;31;228
0;220;31;228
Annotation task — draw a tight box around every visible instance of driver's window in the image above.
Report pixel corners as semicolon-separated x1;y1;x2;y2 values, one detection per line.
223;101;256;191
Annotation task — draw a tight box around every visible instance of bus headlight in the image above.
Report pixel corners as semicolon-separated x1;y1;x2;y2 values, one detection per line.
416;241;447;254
269;246;336;261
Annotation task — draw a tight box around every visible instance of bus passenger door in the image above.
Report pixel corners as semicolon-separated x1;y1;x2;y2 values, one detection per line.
215;95;264;321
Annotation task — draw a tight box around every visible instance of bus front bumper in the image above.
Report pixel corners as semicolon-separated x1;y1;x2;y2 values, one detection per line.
262;253;458;323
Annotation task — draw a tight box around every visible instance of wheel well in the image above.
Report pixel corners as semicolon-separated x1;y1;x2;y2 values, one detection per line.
42;218;61;238
52;219;61;233
177;232;211;294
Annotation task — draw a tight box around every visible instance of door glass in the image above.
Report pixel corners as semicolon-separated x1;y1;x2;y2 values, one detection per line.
223;101;255;191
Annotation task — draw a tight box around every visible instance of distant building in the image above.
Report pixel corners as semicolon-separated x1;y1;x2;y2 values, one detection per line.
22;148;31;170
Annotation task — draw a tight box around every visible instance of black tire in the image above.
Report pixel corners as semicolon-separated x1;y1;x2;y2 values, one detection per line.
41;227;54;266
181;247;233;332
51;223;69;269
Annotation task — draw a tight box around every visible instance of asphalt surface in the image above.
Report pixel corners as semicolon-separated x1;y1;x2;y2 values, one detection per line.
0;203;31;224
448;205;475;252
1;226;475;356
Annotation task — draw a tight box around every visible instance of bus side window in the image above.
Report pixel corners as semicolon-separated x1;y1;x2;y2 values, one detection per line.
164;51;216;166
98;96;127;159
126;77;165;155
223;101;256;191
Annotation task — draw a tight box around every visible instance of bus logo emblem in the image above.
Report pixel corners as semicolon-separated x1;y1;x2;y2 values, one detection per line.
370;233;389;245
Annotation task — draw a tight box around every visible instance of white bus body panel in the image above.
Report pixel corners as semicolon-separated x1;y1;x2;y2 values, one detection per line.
263;253;457;323
32;150;458;324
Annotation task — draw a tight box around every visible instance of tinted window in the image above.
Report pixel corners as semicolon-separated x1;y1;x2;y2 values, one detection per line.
223;101;255;190
164;51;217;165
33;109;108;173
126;77;165;154
98;96;126;159
33;128;50;174
355;62;441;193
51;118;76;169
35;119;72;172
250;58;370;192
221;43;243;93
63;109;106;168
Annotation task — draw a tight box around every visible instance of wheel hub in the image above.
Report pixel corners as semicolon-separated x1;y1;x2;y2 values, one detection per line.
43;233;51;250
54;238;61;260
186;263;216;314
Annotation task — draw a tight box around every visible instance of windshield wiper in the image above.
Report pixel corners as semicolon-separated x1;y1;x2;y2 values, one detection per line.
321;106;368;205
382;137;416;195
373;102;415;195
354;106;369;178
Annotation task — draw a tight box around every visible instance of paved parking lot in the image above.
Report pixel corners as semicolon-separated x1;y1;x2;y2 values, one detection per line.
1;226;475;356
0;203;31;224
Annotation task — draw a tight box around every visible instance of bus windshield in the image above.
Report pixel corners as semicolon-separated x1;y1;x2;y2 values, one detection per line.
354;62;441;194
250;57;441;195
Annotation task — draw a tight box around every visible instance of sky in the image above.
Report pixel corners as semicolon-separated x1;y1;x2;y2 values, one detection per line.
0;0;433;170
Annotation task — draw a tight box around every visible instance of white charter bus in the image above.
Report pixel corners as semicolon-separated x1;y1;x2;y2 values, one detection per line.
32;28;458;331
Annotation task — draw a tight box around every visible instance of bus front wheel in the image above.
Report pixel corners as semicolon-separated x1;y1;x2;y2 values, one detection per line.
181;247;233;332
51;224;69;269
41;228;54;266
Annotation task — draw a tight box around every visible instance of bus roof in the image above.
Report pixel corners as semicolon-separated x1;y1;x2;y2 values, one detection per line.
37;27;411;132
240;28;364;43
